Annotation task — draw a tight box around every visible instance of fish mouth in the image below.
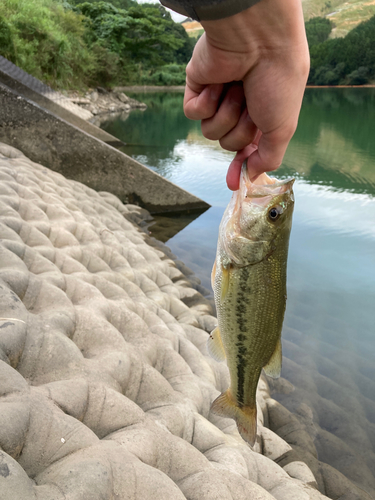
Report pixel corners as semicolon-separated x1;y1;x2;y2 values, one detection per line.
241;162;295;199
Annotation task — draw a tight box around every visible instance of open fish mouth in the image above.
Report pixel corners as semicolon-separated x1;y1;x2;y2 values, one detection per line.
240;162;295;200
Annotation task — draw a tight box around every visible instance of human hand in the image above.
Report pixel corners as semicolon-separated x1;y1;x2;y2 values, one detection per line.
183;0;310;190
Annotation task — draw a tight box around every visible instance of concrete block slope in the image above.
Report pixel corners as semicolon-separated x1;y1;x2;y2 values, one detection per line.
0;84;210;214
0;143;332;500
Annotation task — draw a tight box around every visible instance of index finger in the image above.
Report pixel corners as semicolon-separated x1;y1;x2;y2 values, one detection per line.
184;82;224;121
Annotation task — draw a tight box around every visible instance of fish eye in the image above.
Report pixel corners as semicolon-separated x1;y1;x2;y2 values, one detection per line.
268;206;282;221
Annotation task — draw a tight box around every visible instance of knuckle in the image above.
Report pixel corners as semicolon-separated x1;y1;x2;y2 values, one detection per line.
267;161;282;172
201;123;220;140
219;137;243;152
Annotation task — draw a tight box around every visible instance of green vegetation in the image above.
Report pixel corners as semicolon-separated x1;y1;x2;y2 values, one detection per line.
0;0;99;88
0;0;194;89
303;0;375;37
70;0;136;8
1;0;374;89
305;16;333;46
187;28;204;39
328;1;375;38
302;0;343;20
308;14;375;85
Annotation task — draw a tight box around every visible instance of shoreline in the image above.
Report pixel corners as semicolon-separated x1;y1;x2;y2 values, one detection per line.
113;85;185;92
306;84;375;88
67;88;147;118
113;84;375;91
68;84;375;121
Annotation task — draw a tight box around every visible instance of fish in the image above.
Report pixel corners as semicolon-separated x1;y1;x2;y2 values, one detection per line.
209;163;295;446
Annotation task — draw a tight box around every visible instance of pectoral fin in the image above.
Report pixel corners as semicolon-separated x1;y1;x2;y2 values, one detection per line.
263;339;282;379
207;326;226;362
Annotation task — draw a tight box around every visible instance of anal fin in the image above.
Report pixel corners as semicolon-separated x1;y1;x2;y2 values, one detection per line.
211;389;257;446
207;326;226;362
263;339;282;379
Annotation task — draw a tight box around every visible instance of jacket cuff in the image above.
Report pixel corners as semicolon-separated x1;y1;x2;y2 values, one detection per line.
160;0;262;21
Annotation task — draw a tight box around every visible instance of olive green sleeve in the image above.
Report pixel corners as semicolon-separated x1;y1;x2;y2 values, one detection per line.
160;0;262;21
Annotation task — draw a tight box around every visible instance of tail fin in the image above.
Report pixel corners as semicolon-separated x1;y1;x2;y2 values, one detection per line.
210;390;257;446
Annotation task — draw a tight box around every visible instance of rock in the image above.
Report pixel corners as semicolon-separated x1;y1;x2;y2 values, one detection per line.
319;461;373;500
70;97;91;104
118;92;130;103
269;376;295;395
68;89;147;118
261;426;292;462
283;461;318;488
90;91;99;102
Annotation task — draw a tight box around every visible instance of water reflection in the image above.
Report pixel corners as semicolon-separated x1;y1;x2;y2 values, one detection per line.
100;89;375;496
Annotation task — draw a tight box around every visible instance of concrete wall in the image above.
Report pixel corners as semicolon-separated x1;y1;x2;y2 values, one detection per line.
0;83;210;214
0;55;124;147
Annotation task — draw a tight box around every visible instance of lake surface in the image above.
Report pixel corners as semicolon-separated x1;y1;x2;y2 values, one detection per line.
99;89;375;496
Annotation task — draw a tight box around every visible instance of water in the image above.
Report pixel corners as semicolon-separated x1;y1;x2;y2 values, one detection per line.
100;89;375;495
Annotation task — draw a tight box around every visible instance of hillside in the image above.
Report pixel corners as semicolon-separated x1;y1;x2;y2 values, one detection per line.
303;0;375;37
181;20;204;38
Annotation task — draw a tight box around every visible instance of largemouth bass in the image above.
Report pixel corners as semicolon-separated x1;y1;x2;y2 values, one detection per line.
209;164;295;446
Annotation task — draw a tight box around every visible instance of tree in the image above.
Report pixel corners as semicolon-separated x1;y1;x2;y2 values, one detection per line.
69;0;136;9
308;14;375;85
76;2;187;66
305;16;333;48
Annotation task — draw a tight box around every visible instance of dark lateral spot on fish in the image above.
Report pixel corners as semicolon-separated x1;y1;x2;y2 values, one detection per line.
0;322;14;329
0;463;10;477
236;346;247;406
235;266;251;405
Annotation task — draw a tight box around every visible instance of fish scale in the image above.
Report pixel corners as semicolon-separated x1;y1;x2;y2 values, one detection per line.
208;164;294;446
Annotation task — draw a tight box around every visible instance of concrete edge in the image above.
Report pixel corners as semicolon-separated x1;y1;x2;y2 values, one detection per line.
0;83;210;215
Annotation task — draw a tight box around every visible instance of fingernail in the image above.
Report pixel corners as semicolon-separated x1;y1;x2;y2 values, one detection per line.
230;96;242;108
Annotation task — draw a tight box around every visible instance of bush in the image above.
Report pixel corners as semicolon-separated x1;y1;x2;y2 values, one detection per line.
0;16;15;61
305;16;333;47
0;0;195;89
142;64;186;86
346;66;369;85
0;0;101;89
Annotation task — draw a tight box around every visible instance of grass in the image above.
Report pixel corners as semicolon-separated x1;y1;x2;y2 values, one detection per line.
187;28;204;39
328;0;375;37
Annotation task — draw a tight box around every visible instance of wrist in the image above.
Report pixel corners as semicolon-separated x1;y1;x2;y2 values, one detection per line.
201;0;307;57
